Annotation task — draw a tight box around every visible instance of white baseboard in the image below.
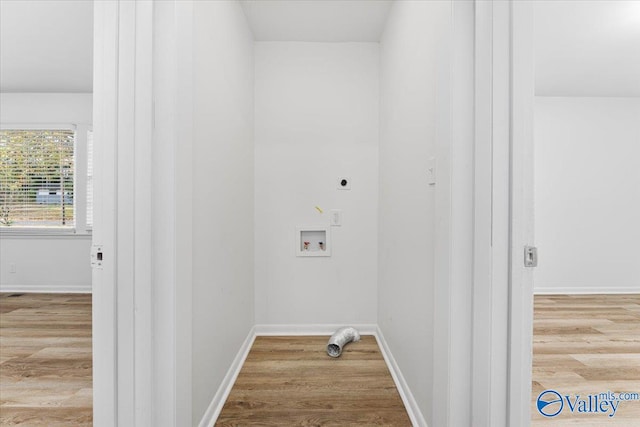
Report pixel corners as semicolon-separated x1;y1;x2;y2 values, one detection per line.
0;283;92;293
254;323;378;336
198;326;256;427
375;326;427;427
534;286;640;295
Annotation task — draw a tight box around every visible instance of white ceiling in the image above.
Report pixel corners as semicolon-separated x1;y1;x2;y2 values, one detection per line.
1;0;637;97
535;0;640;97
239;0;394;42
0;0;93;93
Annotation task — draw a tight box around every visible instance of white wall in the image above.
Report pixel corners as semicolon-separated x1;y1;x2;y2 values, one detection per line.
192;1;255;422
0;93;92;124
0;234;91;292
534;97;640;293
254;42;379;325
378;1;450;424
0;93;92;293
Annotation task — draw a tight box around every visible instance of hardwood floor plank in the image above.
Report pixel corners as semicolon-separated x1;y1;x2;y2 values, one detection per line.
0;293;92;425
216;335;411;426
531;294;640;426
0;407;92;427
572;353;640;367
216;410;411;427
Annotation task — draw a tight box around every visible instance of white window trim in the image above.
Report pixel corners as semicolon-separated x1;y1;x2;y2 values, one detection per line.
0;230;92;240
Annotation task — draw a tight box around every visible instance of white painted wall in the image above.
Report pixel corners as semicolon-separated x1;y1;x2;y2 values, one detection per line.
0;93;92;124
0;235;91;292
254;42;379;325
534;97;640;293
192;1;255;422
0;93;92;293
378;1;450;424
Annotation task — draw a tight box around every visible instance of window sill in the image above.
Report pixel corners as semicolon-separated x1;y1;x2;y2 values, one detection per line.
0;228;92;239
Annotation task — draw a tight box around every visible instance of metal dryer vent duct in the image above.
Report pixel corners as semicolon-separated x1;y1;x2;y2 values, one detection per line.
327;327;360;357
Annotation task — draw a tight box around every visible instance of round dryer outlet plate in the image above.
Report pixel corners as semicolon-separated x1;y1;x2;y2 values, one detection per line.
337;177;351;190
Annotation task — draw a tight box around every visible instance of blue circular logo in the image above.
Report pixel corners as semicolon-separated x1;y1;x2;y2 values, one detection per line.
537;390;564;417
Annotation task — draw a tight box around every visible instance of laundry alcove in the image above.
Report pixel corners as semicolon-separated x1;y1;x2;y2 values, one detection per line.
190;1;454;425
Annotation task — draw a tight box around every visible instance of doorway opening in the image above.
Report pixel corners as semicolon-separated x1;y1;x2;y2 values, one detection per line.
528;1;640;424
0;0;95;424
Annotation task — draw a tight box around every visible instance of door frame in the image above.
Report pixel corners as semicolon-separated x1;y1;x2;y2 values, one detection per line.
92;1;156;425
471;1;535;426
507;1;535;425
92;1;119;424
93;0;144;424
93;1;193;425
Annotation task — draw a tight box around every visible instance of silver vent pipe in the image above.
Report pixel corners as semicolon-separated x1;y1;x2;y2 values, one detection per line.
327;327;360;357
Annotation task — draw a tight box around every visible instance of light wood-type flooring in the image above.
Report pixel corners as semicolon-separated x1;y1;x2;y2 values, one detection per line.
531;294;640;426
3;293;637;426
0;293;92;426
216;335;412;426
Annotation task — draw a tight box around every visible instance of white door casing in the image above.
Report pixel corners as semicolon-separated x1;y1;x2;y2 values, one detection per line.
472;1;535;426
92;1;167;425
508;1;535;426
92;1;119;424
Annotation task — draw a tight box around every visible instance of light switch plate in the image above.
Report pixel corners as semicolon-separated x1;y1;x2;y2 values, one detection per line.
330;209;342;226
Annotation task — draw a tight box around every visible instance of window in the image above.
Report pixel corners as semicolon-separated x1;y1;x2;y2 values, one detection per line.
86;130;94;229
0;129;76;229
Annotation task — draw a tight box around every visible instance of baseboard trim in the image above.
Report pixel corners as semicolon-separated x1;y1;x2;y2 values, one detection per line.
254;323;378;336
0;283;92;293
534;287;640;295
198;326;256;427
375;326;427;427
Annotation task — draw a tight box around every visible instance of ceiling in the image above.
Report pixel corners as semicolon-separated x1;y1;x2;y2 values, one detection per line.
535;0;640;97
239;0;394;42
0;0;637;97
0;0;93;93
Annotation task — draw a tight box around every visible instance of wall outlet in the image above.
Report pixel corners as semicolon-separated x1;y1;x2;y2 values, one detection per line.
10;264;16;273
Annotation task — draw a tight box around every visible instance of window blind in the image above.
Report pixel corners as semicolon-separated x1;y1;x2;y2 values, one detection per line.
0;129;75;228
86;130;93;229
